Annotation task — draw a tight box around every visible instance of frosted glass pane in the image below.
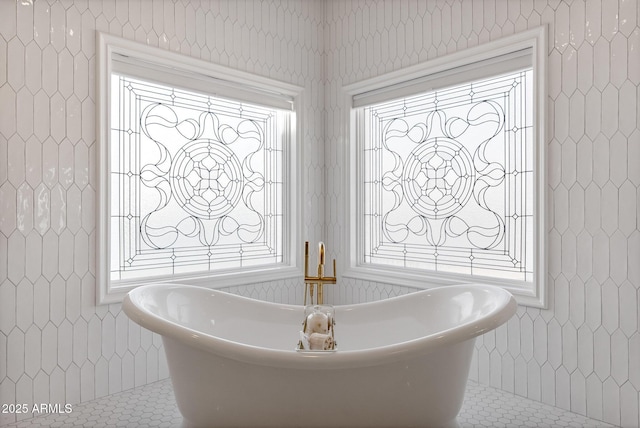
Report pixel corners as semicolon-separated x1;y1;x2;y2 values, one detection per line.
361;69;534;282
110;75;284;281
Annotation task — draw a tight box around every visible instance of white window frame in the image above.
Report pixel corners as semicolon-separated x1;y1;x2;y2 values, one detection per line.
96;32;303;304
342;27;547;308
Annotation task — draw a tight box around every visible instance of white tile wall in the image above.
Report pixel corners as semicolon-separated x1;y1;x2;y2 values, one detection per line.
0;0;324;425
1;0;638;427
325;1;639;427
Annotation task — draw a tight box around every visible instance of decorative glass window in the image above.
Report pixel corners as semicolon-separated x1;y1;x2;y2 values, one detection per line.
362;69;533;282
344;27;547;307
110;75;285;281
97;33;302;304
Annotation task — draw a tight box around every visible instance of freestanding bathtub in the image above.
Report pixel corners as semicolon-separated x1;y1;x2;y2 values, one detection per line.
123;283;516;428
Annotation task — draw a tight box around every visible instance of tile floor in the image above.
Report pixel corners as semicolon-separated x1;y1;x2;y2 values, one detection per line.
5;378;615;428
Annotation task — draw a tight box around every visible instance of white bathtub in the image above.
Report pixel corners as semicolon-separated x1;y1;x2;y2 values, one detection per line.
123;283;516;428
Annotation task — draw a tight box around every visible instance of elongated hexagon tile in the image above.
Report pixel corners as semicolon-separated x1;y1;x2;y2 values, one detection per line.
547;319;562;369
15;279;33;332
618;281;638;338
561;231;577;279
55;319;73;371
40;45;58;97
609;230;627;285
554;183;570;232
611;329;629;386
24;41;42;94
591;230;610;283
593;326;612;380
601;84;620;139
101;312;116;360
65;362;81;406
603;377;621;426
600;181;619;236
65;95;82;144
593;38;611;90
586;372;604;420
0;0;16;39
49;366;65;406
7;134;25;188
555;366;571;411
570;369;587;415
568;184;585;233
577;42;594;93
71;318;88;367
0;85;17;137
562;46;578;95
568;92;585;142
569;277;585;327
49;94;66;144
86;316;102;365
23;325;40;379
601;279;620;333
7;232;25;284
40;322;57;376
6;328;24;383
610;33;628;88
62;271;80;320
577;324;594;376
16;86;34;140
7;38;25;91
48;275;65;327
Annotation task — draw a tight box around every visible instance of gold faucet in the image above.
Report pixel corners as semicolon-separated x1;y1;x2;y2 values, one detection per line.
304;241;336;305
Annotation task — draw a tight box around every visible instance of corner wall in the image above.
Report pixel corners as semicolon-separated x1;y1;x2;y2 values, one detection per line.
324;1;639;426
0;1;324;424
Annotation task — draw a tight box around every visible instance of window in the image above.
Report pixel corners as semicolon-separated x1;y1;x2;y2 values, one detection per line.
344;27;547;307
97;33;303;304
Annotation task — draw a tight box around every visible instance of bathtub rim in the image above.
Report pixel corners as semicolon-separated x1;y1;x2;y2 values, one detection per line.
122;283;516;370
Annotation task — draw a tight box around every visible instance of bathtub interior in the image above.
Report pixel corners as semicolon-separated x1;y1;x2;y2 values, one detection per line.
125;283;515;353
336;286;513;350
127;284;303;350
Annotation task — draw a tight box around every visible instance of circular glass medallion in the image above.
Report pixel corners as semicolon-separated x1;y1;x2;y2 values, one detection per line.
402;137;474;220
171;139;243;219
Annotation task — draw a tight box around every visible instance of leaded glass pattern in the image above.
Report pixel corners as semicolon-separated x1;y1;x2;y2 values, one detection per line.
110;75;284;282
362;69;534;282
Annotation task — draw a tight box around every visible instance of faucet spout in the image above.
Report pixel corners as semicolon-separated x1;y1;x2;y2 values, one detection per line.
303;241;336;305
